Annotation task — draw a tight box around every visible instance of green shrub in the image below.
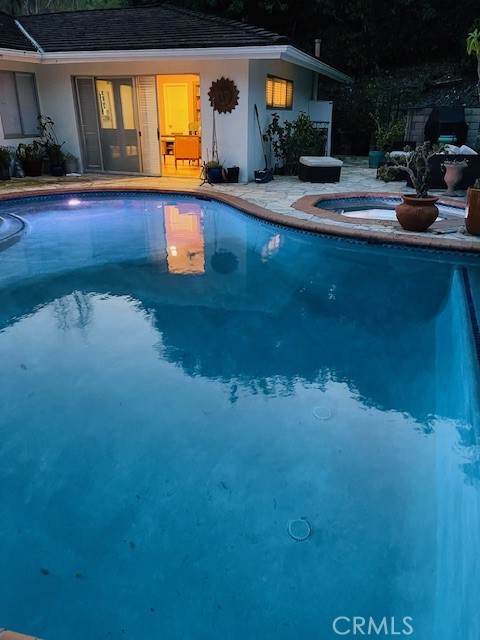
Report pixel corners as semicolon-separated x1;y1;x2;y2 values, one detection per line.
266;112;326;175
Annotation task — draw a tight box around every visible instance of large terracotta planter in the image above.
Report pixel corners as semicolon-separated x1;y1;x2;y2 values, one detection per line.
465;187;480;235
395;195;439;232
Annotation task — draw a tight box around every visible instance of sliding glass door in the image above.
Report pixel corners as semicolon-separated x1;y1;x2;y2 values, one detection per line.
74;76;160;175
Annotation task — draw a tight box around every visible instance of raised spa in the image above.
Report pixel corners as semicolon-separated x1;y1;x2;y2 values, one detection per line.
316;194;465;221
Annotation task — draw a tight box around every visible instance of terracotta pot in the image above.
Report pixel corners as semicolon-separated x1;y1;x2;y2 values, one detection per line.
395;195;439;232
465;187;480;235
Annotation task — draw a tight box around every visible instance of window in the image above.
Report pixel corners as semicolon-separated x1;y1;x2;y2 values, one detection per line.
0;72;40;138
266;76;293;109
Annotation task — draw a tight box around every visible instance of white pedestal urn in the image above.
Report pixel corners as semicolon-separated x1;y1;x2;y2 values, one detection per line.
441;160;467;196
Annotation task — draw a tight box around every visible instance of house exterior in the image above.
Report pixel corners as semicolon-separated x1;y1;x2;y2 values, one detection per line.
0;4;351;181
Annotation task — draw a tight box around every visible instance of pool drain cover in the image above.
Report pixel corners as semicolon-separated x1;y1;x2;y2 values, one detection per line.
313;406;332;420
288;518;311;541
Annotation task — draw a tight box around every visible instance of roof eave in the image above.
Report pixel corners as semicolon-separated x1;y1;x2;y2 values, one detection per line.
38;44;351;82
0;47;41;62
39;45;287;63
280;45;352;83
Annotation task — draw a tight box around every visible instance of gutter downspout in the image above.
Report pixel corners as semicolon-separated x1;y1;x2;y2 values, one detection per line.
312;38;321;100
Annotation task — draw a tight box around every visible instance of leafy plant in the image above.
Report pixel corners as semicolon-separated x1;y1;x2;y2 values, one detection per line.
204;159;222;168
373;118;406;150
385;142;445;197
266;111;326;175
63;150;78;162
38;115;65;164
376;162;405;182
467;28;480;102
16;140;44;161
0;146;12;170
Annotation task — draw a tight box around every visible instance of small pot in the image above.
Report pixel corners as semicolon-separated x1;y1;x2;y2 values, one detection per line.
226;166;239;183
368;150;387;169
206;166;225;184
0;164;10;180
64;160;79;174
49;163;65;177
395;195;439;232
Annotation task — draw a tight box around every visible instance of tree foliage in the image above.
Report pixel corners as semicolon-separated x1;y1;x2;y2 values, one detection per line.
138;0;480;75
0;0;125;14
2;0;479;78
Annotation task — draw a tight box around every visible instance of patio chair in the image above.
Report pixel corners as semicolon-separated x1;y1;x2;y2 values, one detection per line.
174;135;201;168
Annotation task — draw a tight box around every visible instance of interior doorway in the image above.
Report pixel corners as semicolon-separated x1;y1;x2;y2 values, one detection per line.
75;74;201;177
157;74;202;177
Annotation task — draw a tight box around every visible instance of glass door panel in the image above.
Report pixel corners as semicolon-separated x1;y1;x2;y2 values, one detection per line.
96;77;140;172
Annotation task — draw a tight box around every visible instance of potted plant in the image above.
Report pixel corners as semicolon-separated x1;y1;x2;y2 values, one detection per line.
63;151;80;174
441;158;468;196
369;117;406;168
266;111;326;175
203;159;225;184
0;146;12;180
39;115;65;176
385;141;445;231
465;177;480;235
16;140;44;176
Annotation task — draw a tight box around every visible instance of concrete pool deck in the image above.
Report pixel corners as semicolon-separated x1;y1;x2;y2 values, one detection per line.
1;155;480;253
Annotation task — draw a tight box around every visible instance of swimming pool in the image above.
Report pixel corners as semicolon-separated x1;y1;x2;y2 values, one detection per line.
0;192;479;640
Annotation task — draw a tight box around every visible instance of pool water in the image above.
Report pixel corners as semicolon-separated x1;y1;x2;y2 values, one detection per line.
0;193;479;640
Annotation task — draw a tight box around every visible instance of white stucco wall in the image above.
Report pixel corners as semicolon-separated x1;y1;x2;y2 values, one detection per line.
20;57;252;180
1;55;316;181
247;59;315;178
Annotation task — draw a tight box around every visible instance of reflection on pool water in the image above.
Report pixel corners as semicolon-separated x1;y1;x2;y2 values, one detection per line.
0;192;479;640
317;195;464;221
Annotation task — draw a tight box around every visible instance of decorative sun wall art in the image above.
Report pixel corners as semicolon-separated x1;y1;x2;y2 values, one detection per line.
208;77;239;114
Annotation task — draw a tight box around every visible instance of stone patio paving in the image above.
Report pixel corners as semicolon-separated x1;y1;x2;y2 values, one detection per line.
1;155;479;252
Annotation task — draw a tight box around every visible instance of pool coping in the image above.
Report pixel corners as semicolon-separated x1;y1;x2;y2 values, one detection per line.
1;186;480;254
292;191;480;253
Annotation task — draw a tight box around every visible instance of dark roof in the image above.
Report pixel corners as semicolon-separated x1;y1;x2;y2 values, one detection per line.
0;11;36;51
15;3;290;53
